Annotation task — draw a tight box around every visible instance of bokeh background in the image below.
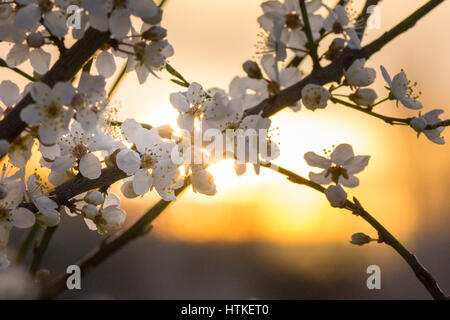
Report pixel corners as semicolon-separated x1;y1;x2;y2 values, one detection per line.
2;0;449;299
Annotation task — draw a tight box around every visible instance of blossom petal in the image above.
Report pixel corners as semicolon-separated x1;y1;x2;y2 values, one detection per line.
30;48;51;74
6;44;29;68
44;10;68;37
339;175;359;188
132;169;153;195
14;4;41;30
79;153;102;179
109;8;131;39
52;155;76;173
10;208;35;229
96;51;116;78
309;171;332;185
0;80;20;106
330;144;354;165
30;82;52;105
169;92;190;112
304;152;331;169
343;155;370;174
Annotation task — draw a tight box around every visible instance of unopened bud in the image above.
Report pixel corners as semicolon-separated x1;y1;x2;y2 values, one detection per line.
349;88;378;106
350;232;373;246
142;26;167;41
243;61;263;79
84;191;104;205
325;184;347;208
410;117;427;132
82;204;99;219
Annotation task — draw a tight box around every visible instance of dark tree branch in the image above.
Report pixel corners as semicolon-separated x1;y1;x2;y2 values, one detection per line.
355;0;381;41
20;168;127;214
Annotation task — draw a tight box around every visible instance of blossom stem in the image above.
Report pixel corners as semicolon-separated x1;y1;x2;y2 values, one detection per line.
370;96;390;108
108;61;128;99
260;162;447;300
29;226;59;275
166;63;190;86
330;97;410;125
299;0;320;70
0;58;35;81
39;181;190;299
158;0;168;8
15;223;41;264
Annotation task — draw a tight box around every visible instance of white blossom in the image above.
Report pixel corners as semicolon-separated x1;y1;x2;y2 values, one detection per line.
380;66;423;110
323;5;361;49
349;88;378;106
20;82;75;146
410;109;446;145
301;84;330;110
14;0;68;37
304;144;370;187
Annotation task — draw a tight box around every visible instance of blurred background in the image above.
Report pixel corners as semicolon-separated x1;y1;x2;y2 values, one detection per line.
2;0;450;299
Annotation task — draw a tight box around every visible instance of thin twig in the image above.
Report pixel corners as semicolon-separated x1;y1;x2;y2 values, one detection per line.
0;58;35;81
299;0;320;69
261;162;448;300
29;226;58;275
108;62;128;99
15;223;40;264
331;97;411;125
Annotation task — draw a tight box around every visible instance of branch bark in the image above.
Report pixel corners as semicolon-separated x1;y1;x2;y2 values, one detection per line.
21;168;127;213
0;28;111;143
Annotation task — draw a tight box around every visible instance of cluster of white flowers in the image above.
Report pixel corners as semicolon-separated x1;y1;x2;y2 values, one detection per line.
0;166;58;269
0;0;447;279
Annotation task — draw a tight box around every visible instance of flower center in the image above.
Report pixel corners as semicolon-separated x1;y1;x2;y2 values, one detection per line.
134;42;147;63
285;13;301;29
71;143;88;159
114;0;127;8
305;92;321;106
141;154;156;169
0;206;9;221
326;165;349;184
46;102;62;119
332;22;344;34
